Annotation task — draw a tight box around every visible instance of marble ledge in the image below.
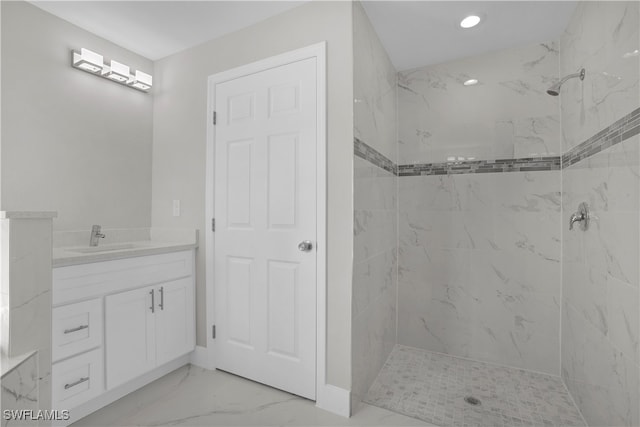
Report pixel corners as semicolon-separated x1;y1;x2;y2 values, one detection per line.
1;350;37;378
52;228;198;267
0;211;57;219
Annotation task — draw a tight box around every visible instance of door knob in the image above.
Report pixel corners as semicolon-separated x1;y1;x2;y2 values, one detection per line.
298;240;313;252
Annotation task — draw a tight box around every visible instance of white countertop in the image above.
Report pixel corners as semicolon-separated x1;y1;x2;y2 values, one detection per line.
52;228;198;267
0;211;58;219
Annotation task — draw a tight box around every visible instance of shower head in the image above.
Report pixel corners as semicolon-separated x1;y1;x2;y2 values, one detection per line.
547;68;585;96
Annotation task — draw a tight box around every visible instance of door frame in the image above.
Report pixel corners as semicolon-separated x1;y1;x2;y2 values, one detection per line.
205;42;328;406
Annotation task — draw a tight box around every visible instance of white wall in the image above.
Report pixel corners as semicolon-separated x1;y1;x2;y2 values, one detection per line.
151;1;354;389
0;1;154;231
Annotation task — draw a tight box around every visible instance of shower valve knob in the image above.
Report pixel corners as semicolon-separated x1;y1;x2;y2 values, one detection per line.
569;202;589;231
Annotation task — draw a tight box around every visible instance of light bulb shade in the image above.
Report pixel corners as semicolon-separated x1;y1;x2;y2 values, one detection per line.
129;70;153;91
73;48;103;73
103;60;130;82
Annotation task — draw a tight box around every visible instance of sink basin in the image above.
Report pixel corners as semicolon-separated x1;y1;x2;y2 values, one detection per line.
66;243;141;254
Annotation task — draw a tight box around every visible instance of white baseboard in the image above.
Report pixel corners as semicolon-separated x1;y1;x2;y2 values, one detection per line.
189;345;212;370
316;383;351;417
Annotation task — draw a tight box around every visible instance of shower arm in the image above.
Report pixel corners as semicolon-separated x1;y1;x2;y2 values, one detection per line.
558;68;585;86
547;68;586;96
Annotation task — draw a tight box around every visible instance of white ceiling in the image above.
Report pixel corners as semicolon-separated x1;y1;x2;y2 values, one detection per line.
362;1;577;71
30;1;576;69
30;1;306;61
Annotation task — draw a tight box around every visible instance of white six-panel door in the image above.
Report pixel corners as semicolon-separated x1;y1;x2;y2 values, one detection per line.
214;57;317;399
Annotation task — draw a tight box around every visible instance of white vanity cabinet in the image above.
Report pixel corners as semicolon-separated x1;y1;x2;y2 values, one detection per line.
105;277;194;389
52;249;195;423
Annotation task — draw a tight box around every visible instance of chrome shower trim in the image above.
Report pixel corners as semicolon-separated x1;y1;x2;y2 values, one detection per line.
547;68;585;96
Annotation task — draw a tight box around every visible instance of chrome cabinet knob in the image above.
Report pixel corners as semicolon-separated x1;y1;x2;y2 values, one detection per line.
298;240;313;252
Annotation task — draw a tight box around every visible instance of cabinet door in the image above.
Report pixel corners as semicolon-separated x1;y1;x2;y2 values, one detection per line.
155;277;195;365
105;285;156;389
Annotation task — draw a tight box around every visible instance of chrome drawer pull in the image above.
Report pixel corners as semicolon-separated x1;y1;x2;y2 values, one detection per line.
63;324;89;334
159;286;164;311
150;289;155;313
64;376;89;390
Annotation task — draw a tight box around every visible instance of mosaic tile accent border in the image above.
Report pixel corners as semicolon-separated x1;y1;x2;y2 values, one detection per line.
562;107;640;168
354;138;397;175
354;107;640;175
398;157;561;176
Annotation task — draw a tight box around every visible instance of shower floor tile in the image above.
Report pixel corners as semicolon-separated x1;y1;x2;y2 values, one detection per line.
364;345;585;427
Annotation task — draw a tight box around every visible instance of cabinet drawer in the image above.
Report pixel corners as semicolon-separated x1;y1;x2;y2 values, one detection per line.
53;250;194;305
52;348;103;410
53;298;103;362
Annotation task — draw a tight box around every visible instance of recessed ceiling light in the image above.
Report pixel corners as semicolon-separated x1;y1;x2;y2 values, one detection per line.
463;79;479;86
460;15;481;29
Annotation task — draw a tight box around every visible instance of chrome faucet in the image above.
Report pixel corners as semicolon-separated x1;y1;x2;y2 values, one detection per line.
89;225;106;246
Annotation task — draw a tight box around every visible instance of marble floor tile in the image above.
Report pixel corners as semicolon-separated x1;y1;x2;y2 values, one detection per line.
72;364;433;427
365;346;585;427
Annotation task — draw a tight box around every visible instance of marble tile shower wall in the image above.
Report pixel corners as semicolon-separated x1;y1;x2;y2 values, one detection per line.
560;2;640;426
351;2;398;409
353;2;397;164
0;216;54;417
397;171;562;374
1;352;38;427
398;40;560;164
396;39;564;375
352;156;397;407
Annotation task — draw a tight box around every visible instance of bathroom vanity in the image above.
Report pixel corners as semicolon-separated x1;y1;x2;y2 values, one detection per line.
51;232;197;425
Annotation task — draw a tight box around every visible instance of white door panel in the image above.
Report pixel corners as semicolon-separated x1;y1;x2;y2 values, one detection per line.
214;57;316;399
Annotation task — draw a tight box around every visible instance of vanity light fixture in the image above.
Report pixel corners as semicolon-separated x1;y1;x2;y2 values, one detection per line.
72;48;103;73
463;78;479;86
102;60;130;83
460;15;481;29
128;70;152;91
71;48;152;93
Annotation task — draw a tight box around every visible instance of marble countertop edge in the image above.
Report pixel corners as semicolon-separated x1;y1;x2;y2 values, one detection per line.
52;240;198;267
1;350;37;378
0;211;58;219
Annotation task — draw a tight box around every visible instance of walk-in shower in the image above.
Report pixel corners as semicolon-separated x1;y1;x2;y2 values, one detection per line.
353;1;639;426
546;68;585;96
